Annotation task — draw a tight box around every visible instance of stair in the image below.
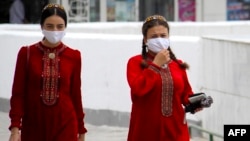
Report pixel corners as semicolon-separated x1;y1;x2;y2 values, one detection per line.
190;137;208;141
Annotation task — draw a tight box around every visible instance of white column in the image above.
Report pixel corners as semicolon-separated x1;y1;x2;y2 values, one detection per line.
174;0;178;21
100;0;107;22
59;0;69;22
135;0;139;21
196;0;203;21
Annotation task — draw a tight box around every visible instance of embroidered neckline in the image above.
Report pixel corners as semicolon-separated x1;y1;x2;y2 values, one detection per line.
37;44;66;105
146;56;174;117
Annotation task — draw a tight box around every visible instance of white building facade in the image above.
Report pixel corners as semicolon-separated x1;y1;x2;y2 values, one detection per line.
48;0;250;22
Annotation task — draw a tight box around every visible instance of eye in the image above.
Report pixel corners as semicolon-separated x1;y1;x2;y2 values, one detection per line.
58;25;64;28
160;33;168;38
161;35;167;38
45;24;54;30
151;35;158;38
57;25;65;30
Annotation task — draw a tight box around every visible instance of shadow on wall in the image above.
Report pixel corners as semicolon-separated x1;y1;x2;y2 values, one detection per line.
84;108;130;128
0;98;9;113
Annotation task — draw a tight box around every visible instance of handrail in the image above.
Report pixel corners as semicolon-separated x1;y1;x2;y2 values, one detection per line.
188;124;224;141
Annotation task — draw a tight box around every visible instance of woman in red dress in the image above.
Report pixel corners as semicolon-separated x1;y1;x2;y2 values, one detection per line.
126;15;202;141
9;3;87;141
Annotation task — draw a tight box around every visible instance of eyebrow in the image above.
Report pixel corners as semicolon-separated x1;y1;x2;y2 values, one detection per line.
150;32;168;35
45;23;64;26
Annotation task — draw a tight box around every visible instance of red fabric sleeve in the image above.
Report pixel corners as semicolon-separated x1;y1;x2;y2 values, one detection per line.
70;50;87;134
178;60;193;105
126;55;161;98
9;46;28;130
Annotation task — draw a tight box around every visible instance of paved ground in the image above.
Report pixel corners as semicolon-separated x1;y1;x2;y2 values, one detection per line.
0;111;207;141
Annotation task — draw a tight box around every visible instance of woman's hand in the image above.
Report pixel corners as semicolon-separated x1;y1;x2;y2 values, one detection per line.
9;133;21;141
9;127;21;141
78;133;85;141
194;107;203;113
153;49;171;67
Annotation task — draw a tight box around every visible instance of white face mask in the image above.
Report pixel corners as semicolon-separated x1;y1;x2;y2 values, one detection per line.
146;38;170;53
42;30;65;44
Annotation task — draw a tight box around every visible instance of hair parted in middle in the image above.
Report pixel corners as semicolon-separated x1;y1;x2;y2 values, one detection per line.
40;3;67;27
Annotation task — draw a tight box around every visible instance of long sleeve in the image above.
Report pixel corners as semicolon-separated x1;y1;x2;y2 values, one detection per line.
178;61;193;105
126;55;162;98
70;50;87;134
9;46;28;130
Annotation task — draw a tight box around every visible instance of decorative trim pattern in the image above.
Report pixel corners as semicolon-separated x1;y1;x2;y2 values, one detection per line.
149;65;173;117
37;44;66;105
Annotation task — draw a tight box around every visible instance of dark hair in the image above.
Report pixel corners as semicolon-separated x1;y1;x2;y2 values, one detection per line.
40;3;67;27
141;15;189;69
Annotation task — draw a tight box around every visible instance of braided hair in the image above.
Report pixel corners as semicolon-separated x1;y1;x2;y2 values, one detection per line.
141;15;189;69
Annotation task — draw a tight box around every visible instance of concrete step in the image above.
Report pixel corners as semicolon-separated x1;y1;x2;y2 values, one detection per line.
190;137;208;141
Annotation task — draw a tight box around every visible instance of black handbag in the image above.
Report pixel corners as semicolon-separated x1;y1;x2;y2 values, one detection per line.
185;93;213;114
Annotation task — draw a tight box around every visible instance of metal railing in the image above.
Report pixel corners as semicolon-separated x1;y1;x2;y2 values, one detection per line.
188;124;224;141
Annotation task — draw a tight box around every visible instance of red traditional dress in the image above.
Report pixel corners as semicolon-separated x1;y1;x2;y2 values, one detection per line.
9;42;87;141
126;54;193;141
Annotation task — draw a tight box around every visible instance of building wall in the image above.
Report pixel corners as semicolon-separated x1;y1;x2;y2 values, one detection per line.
198;36;250;140
51;0;228;22
52;0;250;22
48;0;250;22
176;0;227;21
202;0;226;21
